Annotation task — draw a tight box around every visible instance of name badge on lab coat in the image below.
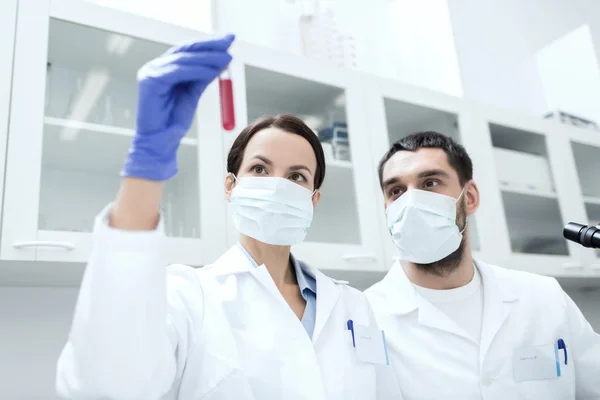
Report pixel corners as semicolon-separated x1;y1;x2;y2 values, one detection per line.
347;320;390;365
513;344;561;382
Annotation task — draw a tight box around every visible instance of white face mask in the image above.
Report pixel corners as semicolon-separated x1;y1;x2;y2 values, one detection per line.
386;188;467;264
229;176;315;246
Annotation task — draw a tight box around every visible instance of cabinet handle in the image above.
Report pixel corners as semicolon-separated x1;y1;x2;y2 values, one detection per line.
343;254;377;263
562;262;584;270
12;241;75;251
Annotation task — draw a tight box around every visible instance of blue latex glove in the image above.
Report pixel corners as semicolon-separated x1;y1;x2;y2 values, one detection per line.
122;34;234;181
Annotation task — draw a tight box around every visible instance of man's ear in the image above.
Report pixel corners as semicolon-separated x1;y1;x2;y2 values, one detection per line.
224;174;235;201
465;180;480;216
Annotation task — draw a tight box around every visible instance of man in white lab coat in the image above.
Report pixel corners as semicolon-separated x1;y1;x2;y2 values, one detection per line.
365;131;600;399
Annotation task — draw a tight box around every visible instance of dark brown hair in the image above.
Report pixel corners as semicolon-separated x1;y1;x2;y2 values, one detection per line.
227;114;326;189
378;131;473;187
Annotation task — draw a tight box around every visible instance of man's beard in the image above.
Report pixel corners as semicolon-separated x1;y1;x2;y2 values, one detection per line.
414;197;468;277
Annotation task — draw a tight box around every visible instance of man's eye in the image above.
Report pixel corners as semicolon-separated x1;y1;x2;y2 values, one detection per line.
389;187;403;198
424;180;439;188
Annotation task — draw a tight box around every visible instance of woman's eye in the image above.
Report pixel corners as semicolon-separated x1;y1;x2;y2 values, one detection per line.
289;173;306;182
252;165;266;174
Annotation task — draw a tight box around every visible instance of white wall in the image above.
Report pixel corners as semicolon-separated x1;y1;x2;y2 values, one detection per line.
216;0;463;96
1;283;599;399
449;0;600;116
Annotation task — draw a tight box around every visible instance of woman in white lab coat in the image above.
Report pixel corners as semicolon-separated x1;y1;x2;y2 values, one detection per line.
55;35;398;399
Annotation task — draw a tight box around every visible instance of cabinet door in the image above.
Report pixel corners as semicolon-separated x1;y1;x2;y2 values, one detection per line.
564;127;600;271
2;0;227;265
473;105;589;276
362;76;486;267
0;0;17;224
223;43;386;272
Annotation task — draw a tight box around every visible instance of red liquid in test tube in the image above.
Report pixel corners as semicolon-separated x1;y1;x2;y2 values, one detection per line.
219;69;235;131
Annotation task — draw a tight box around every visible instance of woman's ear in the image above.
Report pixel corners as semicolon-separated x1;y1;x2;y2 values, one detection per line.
311;189;321;208
224;174;235;201
465;180;480;216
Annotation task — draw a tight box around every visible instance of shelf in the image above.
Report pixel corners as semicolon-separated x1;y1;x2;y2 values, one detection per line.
44;117;197;146
489;124;547;156
42;117;197;173
584;196;600;206
384;98;460;144
500;186;557;199
501;190;568;256
245;65;346;131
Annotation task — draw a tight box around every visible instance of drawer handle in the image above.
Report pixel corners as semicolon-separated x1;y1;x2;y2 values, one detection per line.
13;241;75;251
343;254;377;262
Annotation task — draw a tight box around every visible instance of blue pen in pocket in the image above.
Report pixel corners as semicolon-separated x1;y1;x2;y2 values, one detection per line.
557;338;567;365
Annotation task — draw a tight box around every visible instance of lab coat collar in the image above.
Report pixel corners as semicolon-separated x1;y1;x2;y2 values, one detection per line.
210;246;343;343
377;259;520;344
380;258;519;314
477;259;519;364
301;264;343;344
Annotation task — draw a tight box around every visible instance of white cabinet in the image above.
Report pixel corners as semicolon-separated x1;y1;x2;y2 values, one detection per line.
225;43;386;272
566;127;600;270
2;0;228;268
0;0;598;285
466;104;595;277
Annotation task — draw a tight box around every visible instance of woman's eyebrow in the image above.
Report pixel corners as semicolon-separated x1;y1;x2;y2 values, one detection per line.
288;165;312;174
249;155;273;165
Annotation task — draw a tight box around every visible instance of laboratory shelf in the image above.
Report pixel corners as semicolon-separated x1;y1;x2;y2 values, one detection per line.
499;186;557;200
42;117;197;173
44;117;198;146
501;190;569;256
384;97;460;144
584;196;600;206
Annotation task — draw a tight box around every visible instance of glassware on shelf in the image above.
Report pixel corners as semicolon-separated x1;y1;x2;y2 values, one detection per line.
317;121;351;162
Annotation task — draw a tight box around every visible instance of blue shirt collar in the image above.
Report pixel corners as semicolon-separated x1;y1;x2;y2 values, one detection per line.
236;243;316;297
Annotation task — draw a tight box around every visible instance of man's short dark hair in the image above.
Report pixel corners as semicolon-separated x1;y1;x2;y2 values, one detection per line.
378;131;473;188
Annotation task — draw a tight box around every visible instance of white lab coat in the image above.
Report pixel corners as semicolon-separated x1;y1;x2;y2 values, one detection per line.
56;207;400;400
365;259;600;400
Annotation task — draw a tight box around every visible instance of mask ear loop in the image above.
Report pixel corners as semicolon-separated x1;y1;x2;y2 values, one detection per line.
229;173;239;186
456;185;468;234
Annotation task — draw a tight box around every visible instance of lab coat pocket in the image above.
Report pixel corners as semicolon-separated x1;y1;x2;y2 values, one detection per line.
344;330;377;400
513;343;575;399
236;338;284;399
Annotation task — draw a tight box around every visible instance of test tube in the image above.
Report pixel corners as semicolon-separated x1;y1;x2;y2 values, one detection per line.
219;69;235;131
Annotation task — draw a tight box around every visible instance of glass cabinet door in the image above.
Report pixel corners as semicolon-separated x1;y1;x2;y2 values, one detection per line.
488;124;569;257
2;0;226;265
382;97;482;253
363;78;483;265
0;0;17;223
571;141;600;262
226;46;385;272
40;19;200;236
